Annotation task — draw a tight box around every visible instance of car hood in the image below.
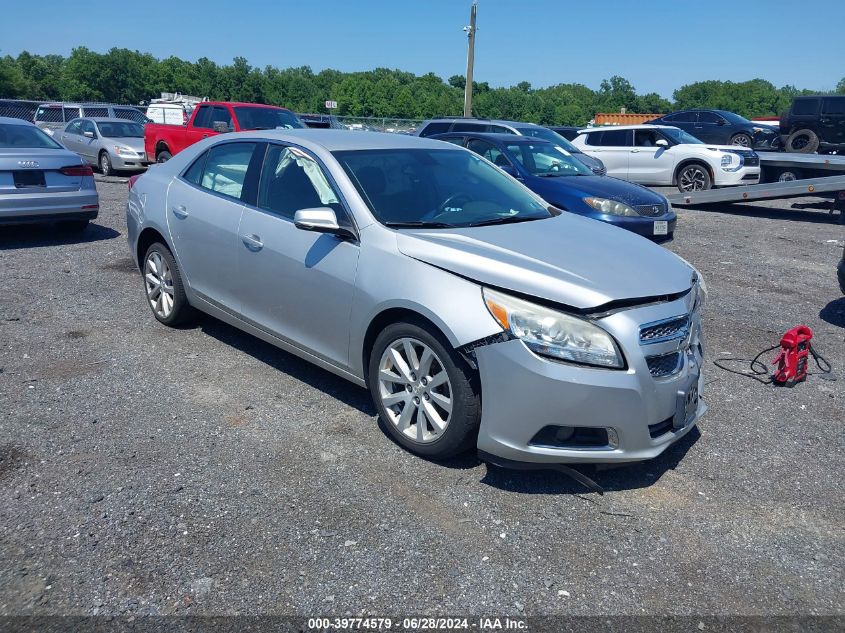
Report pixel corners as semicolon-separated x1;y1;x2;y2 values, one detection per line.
686;143;754;153
395;214;694;310
530;174;665;206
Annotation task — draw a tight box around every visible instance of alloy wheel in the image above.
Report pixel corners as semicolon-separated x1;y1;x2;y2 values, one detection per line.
679;166;707;191
100;153;111;176
732;135;750;147
377;337;453;444
144;251;175;319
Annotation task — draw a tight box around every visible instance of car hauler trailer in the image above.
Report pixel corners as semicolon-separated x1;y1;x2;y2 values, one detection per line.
667;174;845;224
759;152;845;183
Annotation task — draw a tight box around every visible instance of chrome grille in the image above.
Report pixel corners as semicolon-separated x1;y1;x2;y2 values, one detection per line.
646;352;683;377
639;315;690;344
633;203;667;217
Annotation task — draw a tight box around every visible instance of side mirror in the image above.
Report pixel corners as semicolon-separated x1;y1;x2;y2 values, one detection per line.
83;131;95;139
212;121;231;133
655;139;669;147
294;207;352;238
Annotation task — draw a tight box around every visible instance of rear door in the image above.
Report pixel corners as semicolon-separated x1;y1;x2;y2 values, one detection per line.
670;111;698;138
820;97;845;145
694;111;728;143
582;129;632;178
236;142;361;368
166;141;260;313
59;120;83;153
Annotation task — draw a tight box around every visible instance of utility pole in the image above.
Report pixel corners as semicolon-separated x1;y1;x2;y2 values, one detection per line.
463;1;477;118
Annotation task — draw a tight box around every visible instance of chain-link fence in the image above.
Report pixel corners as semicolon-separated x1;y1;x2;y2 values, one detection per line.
1;98;425;135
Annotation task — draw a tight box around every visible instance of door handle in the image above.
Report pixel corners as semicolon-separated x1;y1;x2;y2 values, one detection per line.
631;149;640;153
171;205;188;219
241;234;263;251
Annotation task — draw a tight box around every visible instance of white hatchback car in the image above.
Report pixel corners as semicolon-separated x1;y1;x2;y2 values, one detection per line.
571;125;760;192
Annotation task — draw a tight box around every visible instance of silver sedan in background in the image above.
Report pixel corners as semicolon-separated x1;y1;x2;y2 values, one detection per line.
60;117;149;176
127;130;706;468
0;116;98;230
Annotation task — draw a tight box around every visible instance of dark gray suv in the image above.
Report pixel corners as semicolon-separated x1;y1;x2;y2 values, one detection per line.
780;96;845;153
416;117;606;175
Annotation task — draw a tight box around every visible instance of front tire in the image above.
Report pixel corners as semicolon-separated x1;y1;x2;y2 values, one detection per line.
369;321;480;460
677;163;712;192
99;151;113;176
785;129;820;153
156;150;172;163
142;243;193;326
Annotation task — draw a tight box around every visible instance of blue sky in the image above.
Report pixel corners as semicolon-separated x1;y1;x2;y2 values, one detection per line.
2;0;843;97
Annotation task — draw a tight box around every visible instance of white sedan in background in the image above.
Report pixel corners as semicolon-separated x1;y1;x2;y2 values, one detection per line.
571;125;760;192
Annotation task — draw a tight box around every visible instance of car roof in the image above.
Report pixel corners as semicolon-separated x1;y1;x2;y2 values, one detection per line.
432;131;552;145
198;101;293;111
425;118;541;128
579;125;675;132
0;116;36;126
85;117;140;123
231;129;454;152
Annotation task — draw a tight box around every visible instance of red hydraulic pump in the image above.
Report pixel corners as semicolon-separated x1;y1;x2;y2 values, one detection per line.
771;326;813;386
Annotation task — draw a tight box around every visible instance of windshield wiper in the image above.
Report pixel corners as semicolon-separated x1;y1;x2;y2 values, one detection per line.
467;215;545;227
382;221;458;228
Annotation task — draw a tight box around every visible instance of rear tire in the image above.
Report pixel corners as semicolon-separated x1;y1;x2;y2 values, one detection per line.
730;133;753;147
99;151;113;176
785;129;820;153
156;150;172;163
368;320;480;460
142;242;194;326
676;163;712;192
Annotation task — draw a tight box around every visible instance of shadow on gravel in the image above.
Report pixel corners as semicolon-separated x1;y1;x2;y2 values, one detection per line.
197;314;376;417
479;427;701;495
686;202;842;224
0;222;120;249
820;297;845;328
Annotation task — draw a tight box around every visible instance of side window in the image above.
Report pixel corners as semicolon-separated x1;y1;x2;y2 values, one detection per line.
80;120;96;136
661;113;677;122
63;107;82;122
198;142;257;200
697;111;721;124
257;144;341;220
672;111;696;123
466;139;509;166
418;122;451;137
452;121;487;133
84;106;108;118
822;98;845;115
491;125;511;133
183;151;208;185
582;132;602;146
211;106;233;132
65;120;82;134
599;129;632;147
258;145;343;219
792;99;820;116
192;105;212;129
634;129;661;147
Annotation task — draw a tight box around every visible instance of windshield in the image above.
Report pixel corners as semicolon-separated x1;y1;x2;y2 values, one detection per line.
506;143;592;177
0;123;63;149
233;107;304;130
661;127;704;145
333;148;551;228
97;121;144;138
514;126;580;153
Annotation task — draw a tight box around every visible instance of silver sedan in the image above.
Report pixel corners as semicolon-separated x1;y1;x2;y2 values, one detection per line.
0;116;99;230
59;117;149;176
127;130;706;467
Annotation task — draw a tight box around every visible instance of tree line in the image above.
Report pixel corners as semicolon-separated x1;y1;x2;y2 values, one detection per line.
2;47;843;125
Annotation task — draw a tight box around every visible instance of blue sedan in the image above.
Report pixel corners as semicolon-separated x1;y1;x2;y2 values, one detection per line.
431;132;676;239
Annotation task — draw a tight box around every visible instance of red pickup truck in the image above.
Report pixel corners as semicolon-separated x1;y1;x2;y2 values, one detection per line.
144;101;303;163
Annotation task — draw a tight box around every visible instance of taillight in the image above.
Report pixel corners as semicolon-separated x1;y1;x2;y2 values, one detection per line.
59;164;94;177
128;174;141;190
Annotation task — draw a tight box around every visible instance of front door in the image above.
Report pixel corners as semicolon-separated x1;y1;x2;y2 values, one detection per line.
78;120;99;164
629;129;677;185
237;143;360;370
166;140;259;314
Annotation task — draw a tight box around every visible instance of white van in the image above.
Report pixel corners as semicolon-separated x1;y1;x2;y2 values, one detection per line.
145;102;194;126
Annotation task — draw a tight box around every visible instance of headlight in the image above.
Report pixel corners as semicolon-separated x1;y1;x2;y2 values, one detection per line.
482;288;625;368
720;152;743;172
583;197;638;217
115;146;136;156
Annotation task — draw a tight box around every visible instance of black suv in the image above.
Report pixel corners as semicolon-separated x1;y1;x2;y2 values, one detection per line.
780;96;845;153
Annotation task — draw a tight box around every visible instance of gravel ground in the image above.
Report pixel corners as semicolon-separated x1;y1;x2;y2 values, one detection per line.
0;176;843;619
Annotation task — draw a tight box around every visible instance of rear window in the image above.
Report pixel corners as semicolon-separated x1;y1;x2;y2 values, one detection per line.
0;122;63;148
418;122;451;137
792;98;820;116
